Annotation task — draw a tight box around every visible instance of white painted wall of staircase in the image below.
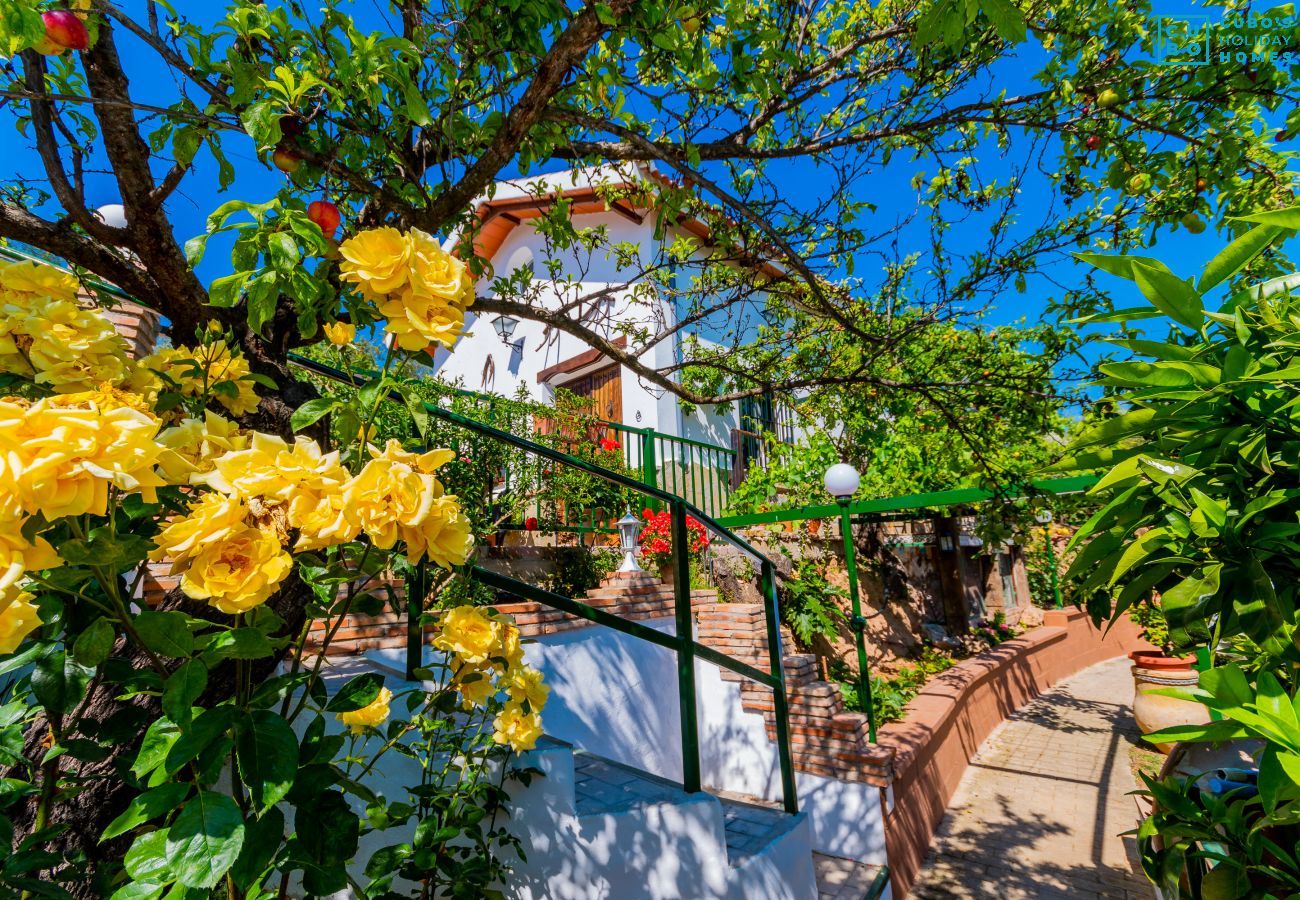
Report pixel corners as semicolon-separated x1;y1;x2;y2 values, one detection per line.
367;612;889;868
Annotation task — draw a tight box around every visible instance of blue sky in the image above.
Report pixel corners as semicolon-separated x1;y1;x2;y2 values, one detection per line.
0;0;1293;378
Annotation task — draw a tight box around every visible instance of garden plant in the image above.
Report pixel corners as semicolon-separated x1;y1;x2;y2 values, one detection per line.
0;0;1296;894
1061;209;1300;897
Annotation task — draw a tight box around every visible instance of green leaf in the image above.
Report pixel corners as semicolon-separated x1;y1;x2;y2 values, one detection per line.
1141;719;1244;746
165;706;236;776
268;232;300;270
1073;252;1165;282
72;619;116;668
162;660;209;726
133;611;194;659
235;711;298;813
205;628;276;661
1199;664;1252;709
208;272;250;308
1132;261;1204;330
1198;224;1283;292
133;718;182;779
246;272;280;335
166;791;245;890
103;783;194;841
125;828;175;883
403;82;434;126
290;398;339;433
228;806;284;890
32;649;92;716
1230;205;1300;229
980;0;1026;42
1256;670;1300;740
324;672;384;713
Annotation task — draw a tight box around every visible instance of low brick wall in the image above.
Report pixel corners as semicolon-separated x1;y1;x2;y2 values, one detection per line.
881;607;1149;897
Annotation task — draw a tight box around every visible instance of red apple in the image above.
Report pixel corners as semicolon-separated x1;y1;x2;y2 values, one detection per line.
41;10;88;52
1085;135;1101;151
1195;177;1208;192
307;199;341;236
279;114;305;138
272;146;302;174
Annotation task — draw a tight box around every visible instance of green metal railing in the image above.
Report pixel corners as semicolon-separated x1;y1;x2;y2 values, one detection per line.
602;422;739;518
289;355;799;815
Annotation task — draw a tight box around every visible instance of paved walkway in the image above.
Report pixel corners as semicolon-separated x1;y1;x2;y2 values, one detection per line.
910;657;1155;900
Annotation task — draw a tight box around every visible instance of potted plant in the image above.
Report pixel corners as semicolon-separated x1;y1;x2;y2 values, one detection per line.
1127;599;1210;752
639;508;711;583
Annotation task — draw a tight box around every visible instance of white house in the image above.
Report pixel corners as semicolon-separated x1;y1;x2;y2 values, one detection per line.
432;166;791;502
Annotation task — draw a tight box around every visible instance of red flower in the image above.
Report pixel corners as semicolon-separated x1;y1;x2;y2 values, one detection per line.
598;437;621;452
524;516;539;531
643;507;655;520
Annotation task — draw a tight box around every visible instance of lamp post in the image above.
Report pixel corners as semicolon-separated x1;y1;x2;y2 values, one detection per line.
1035;509;1062;608
616;507;644;573
824;463;876;742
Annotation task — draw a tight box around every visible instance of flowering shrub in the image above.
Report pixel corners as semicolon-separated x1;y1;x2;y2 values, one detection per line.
971;613;1017;646
638;508;710;569
0;247;547;896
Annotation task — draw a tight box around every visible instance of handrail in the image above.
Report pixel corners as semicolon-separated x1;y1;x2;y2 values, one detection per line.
714;474;1102;527
289;352;799;815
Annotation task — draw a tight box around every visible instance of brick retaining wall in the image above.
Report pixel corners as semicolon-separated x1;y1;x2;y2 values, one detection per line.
880;607;1149;897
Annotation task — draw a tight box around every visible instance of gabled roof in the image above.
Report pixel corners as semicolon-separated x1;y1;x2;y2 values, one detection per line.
449;164;765;277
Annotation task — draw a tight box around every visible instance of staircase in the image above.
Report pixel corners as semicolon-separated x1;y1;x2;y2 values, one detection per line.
696;603;893;786
321;658;818;899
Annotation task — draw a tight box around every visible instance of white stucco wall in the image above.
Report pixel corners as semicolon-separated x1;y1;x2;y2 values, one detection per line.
370;616;889;867
430;170;747;448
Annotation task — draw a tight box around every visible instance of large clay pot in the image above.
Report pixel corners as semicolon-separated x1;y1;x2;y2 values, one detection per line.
1131;651;1212;753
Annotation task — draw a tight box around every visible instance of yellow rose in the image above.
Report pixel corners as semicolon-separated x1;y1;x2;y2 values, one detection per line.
323;321;356;346
288;485;359;551
374;288;467;351
0;526;60;591
0;584;40;655
405;229;473;308
156;411;250;483
339;227;412;300
336;686;393;734
150;492;250;571
403;495;475;569
47;383;152;414
492;701;543;752
23;300;130;393
432;606;501;666
0;397;167;520
498;620;524;670
179;523;292;615
138;341;259;416
506;666;549;712
0;260;80;303
342;441;472;564
452;662;498;709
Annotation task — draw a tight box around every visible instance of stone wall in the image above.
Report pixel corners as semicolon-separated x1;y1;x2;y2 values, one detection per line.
879;607;1150;897
709;518;1041;671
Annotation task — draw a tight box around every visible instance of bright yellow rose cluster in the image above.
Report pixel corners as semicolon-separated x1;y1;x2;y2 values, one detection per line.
431;606;548;752
136;340;260;418
338;227;474;352
0;260;132;393
152;436;474;615
0;261;260;418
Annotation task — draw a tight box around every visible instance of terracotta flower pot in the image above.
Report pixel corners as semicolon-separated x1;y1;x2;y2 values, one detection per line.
806;519;822;537
1130;650;1212;753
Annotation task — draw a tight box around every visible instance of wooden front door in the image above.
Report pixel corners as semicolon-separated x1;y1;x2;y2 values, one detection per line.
567;365;623;426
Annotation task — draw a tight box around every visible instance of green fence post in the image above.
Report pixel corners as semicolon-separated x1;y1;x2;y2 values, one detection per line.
671;501;701;795
761;559;798;814
405;562;430;681
641;428;659;510
838;499;877;742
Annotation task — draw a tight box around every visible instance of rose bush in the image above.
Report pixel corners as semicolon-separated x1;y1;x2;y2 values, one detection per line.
0;246;548;897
